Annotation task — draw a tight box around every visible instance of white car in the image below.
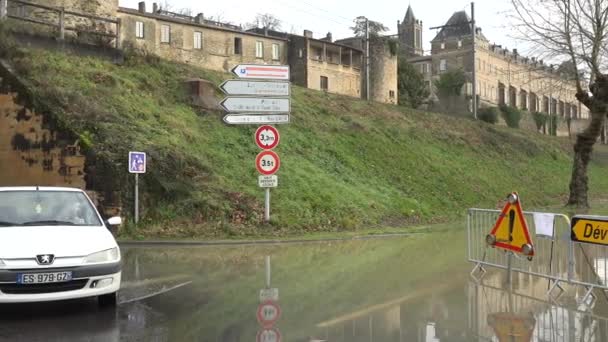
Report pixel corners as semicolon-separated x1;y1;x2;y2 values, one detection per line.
0;187;122;306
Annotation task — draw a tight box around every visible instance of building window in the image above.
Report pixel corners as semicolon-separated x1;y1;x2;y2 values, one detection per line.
298;48;303;58
135;21;144;39
458;40;462;48
389;90;395;99
440;59;447;71
234;37;242;54
160;24;171;43
194;31;202;49
256;41;264;58
440;42;445;49
320;76;328;91
423;63;428;73
272;43;280;60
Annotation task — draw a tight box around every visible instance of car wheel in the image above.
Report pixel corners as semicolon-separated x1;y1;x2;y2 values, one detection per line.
98;292;117;307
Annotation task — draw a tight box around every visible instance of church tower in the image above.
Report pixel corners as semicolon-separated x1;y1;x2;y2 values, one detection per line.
397;5;423;57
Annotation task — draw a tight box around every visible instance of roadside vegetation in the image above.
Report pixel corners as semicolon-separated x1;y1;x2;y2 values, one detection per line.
6;46;608;239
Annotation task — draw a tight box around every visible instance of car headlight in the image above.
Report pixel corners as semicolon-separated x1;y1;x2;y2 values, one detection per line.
85;248;119;264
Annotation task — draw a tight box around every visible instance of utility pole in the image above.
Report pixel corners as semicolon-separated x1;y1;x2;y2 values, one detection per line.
365;17;370;101
471;2;477;119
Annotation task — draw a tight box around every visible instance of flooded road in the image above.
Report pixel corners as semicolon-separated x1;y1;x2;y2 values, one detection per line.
0;228;607;341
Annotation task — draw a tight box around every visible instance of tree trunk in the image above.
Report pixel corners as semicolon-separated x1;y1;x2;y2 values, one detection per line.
567;108;606;207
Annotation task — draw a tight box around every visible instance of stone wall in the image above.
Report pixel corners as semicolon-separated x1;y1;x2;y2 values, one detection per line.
307;60;361;97
369;39;398;105
118;9;288;73
0;82;85;189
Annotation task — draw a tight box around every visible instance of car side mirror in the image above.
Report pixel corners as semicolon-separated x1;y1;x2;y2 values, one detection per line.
106;216;123;227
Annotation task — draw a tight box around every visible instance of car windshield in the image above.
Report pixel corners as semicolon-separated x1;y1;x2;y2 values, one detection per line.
0;191;102;227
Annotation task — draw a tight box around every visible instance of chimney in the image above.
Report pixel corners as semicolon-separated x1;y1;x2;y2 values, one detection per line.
512;48;518;56
325;32;332;42
195;13;204;24
264;27;269;36
138;1;146;13
152;2;158;13
303;30;313;38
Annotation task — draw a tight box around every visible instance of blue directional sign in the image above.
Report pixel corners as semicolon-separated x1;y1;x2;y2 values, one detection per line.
129;151;146;174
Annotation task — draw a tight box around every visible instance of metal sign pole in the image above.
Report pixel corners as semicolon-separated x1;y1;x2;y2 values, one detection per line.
265;256;271;289
265;188;270;223
135;173;139;224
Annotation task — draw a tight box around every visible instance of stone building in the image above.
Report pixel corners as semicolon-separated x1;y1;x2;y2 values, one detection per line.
401;7;588;119
336;36;399;104
117;4;288;73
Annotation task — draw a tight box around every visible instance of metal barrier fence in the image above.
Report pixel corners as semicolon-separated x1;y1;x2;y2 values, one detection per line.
468;208;608;304
468;280;608;341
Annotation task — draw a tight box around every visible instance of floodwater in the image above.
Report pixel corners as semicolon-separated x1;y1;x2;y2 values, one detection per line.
0;228;607;341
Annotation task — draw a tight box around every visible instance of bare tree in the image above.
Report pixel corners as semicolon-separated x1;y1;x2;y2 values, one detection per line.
511;0;608;208
248;13;282;31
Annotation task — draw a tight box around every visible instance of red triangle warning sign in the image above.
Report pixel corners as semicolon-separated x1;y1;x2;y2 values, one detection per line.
486;193;534;257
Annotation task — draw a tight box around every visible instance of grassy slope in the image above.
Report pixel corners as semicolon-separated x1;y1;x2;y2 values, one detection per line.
9;48;608;237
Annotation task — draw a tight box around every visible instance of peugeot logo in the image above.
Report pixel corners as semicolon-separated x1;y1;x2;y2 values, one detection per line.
36;254;55;265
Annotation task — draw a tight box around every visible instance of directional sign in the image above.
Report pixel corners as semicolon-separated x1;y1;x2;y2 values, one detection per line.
128;151;146;174
223;114;290;125
256;328;282;342
256;151;280;176
232;64;290;80
220;80;290;97
259;175;278;188
256;125;280;150
257;301;281;327
221;97;290;113
571;216;608;246
486;193;534;257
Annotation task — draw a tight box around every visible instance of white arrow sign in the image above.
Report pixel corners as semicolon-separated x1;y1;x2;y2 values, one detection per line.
232;65;290;80
220;80;290;97
221;97;290;113
223;114;290;125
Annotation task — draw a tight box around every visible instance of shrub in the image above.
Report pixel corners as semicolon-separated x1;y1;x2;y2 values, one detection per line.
532;112;548;131
499;105;522;128
478;107;500;124
549;114;559;136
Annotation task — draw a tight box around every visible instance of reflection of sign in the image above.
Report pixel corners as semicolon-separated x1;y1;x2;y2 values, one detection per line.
232;64;290;80
221;97;290;113
256;328;282;342
256;151;281;176
259;288;279;302
129;152;147;174
259;175;278;188
487;193;534;257
571;216;608;246
223;114;291;125
488;312;535;342
220;80;290;97
257;301;281;327
256;125;280;150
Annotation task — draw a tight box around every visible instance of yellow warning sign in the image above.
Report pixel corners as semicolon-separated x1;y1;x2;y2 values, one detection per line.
486;193;534;257
488;312;535;342
571;216;608;246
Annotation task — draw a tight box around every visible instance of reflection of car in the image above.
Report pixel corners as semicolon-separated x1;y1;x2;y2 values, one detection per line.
0;187;122;305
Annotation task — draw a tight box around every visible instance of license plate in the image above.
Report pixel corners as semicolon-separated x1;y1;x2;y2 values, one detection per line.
17;271;73;284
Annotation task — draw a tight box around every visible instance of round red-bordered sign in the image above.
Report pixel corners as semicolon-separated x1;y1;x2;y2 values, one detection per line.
255;125;280;150
256;151;281;176
257;300;282;327
256;327;282;342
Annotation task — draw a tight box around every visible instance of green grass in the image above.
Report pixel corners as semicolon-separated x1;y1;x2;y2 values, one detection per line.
9;47;608;238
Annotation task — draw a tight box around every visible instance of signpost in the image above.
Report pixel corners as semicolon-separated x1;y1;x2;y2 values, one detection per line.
231;64;290;80
220;80;290;97
220;97;290;113
571;216;608;246
128;152;147;224
222;114;290;125
221;64;290;223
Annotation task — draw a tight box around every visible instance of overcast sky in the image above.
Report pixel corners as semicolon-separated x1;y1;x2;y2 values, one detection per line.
119;0;522;54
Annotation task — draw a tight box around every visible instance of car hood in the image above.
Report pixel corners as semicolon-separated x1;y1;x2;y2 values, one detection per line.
0;225;117;259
